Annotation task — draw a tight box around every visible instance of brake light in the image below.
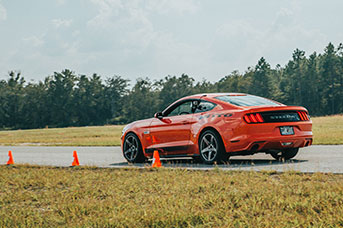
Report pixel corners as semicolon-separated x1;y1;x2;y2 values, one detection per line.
250;114;257;123
243;115;251;123
255;113;264;122
298;111;304;120
297;111;309;121
243;113;264;124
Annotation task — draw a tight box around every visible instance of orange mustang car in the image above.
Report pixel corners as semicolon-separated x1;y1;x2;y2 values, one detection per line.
121;93;313;164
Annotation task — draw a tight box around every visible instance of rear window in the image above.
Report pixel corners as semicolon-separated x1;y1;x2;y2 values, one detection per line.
215;95;282;107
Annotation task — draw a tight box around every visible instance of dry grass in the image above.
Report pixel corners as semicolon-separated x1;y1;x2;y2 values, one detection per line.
0;125;123;146
0;115;342;146
312;115;343;145
0;166;343;227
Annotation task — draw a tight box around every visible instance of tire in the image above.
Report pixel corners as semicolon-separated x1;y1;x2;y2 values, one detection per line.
270;148;299;161
198;129;228;164
122;133;146;163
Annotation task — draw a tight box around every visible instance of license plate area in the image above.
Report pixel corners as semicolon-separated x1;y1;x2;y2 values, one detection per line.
280;126;294;135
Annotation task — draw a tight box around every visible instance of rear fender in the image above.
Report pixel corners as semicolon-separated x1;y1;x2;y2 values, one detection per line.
193;126;226;155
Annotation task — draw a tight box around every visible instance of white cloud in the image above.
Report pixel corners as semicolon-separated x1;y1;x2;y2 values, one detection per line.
56;0;67;5
206;3;331;75
146;0;199;15
87;0;123;29
0;1;7;21
88;0;199;26
72;30;80;37
86;0;199;55
87;0;155;53
22;35;45;47
2;0;341;82
151;32;210;77
52;18;73;28
261;7;328;64
209;19;263;71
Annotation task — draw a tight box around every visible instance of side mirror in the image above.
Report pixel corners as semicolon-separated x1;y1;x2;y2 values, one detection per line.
154;112;163;119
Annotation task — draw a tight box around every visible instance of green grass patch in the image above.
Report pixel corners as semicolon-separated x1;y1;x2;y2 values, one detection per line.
0;166;342;227
0;115;342;146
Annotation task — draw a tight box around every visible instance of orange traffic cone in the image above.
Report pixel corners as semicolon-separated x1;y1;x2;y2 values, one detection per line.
72;151;80;166
7;151;14;165
152;150;162;168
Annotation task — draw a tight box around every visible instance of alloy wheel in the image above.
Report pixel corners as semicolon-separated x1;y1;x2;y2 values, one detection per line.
200;133;218;162
123;135;139;161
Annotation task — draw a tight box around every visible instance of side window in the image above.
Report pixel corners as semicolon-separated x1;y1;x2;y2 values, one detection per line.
167;101;193;117
194;101;216;113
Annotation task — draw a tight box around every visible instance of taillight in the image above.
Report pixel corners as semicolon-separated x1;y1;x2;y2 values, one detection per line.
243;113;264;124
297;111;310;121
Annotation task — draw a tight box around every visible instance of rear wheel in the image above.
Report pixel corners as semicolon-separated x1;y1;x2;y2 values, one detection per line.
123;133;146;163
199;130;228;164
270;148;299;160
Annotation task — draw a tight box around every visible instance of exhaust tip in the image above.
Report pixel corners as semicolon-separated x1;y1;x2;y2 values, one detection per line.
281;142;293;146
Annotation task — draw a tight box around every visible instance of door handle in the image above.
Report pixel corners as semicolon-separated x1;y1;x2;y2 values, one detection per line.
182;121;190;124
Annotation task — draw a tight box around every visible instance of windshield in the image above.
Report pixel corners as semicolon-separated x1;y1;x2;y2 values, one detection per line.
215;95;282;107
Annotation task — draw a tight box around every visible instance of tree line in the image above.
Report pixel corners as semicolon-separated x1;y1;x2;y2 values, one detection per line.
0;42;342;130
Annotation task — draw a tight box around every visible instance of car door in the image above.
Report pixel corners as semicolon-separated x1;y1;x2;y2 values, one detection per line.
148;100;195;155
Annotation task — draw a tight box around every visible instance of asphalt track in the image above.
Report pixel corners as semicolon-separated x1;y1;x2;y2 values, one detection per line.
1;145;343;173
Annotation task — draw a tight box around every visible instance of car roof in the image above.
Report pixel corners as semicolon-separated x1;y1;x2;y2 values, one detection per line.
192;93;247;98
179;93;248;100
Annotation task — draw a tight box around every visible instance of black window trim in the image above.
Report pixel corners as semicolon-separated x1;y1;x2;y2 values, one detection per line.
162;99;195;117
162;99;217;117
194;100;217;114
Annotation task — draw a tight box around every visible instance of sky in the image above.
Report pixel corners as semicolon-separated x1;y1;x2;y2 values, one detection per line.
0;0;342;82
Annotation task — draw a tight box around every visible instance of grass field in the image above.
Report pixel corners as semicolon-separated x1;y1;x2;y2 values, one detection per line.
311;115;343;144
0;125;123;146
0;115;342;146
0;166;342;227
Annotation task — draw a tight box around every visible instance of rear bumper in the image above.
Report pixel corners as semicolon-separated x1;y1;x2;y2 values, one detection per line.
225;121;313;153
230;136;312;154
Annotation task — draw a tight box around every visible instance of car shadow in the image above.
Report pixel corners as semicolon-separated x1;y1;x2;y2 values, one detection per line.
110;157;307;169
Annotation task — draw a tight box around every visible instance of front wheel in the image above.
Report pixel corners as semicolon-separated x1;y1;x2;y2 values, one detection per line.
270;148;299;161
122;133;146;163
199;130;228;164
